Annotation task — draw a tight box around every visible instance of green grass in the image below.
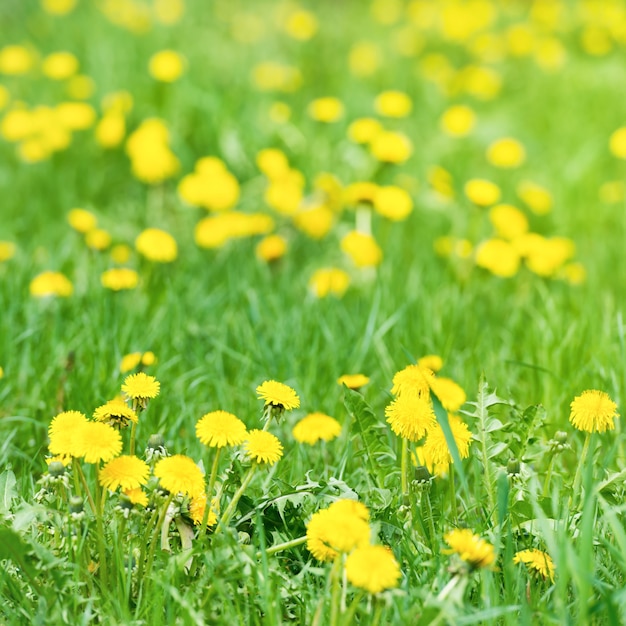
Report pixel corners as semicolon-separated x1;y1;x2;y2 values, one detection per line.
1;0;626;623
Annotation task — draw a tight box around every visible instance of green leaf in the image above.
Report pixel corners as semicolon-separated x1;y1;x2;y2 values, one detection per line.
0;468;17;517
343;387;395;488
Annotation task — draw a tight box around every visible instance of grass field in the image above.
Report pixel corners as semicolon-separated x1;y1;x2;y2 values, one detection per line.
1;0;626;623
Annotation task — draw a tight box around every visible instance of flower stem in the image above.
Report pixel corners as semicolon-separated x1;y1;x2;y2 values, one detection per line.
129;421;137;456
329;554;343;626
94;467;109;589
142;493;174;590
569;433;592;511
400;438;409;502
542;454;556;498
198;447;222;542
261;535;308;557
74;462;96;515
215;464;257;534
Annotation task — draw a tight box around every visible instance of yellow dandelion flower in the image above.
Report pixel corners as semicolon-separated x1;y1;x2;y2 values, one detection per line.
256;234;287;262
391;364;434;398
189;493;218;527
42;52;79;80
337;374;370;389
124;488;148;507
195;410;248;448
385;395;436;442
374;90;412;118
48;410;89;458
347;117;383;144
122;372;160;406
475;239;521;278
67;208;97;233
309;268;350;298
244;430;284;465
440;105;476;137
327;498;370;521
417;355;443;372
373;185;413;221
99;455;150;491
85;229;112;251
486;137;526;169
444;529;495;569
306;501;371;561
141;351;156;366
464;179;501;207
569;390;618;433
149;50;186;83
609;127;626;160
370;130;413;163
307;97;344;123
74;422;123;464
93;400;138;428
341;231;383;268
101;268;139;291
256;380;300;410
345;545;401;594
30;271;73;298
423;415;472;466
0;241;16;262
120;352;142;373
514;549;555;582
430;377;467;412
135;228;178;262
292;413;342;445
154;455;205;497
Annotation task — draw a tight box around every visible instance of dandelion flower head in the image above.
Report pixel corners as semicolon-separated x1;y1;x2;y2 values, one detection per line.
391;364;434;398
195;410;248;448
337;373;370;389
514;549;555;582
93;399;138;428
422;414;472;466
430;377;467;412
345;545;401;594
444;529;495;569
73;422;123;464
154;454;205;497
569;389;618;433
99;455;150;491
292;412;342;445
256;380;300;410
385;395;436;442
122;372;160;405
244;430;284;465
48;410;89;458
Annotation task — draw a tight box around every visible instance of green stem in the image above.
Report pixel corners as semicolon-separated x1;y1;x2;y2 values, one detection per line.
134;504;161;599
449;470;457;525
198;447;222;541
340;591;365;626
74;462;96;515
215;464;257;534
480;429;496;517
542;454;556;498
569;433;592;511
129;421;137;456
371;599;384;626
329;554;343;626
400;438;409;502
262;535;308;557
143;493;175;590
94;467;109;589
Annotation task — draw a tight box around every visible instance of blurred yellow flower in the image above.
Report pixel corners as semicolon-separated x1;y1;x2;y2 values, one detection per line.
487;137;526;169
464;179;501;207
345;545;401;594
309;268;350;298
42;52;79;80
423;415;472;466
475;239;521;278
41;0;77;15
347;117;383;144
292;413;342;445
67;208;97;233
440;105;476;137
337;373;370;389
444;529;495;569
284;9;318;40
0;241;16;262
341;231;383;268
307;97;344;123
514;549;555;582
609;127;626;160
149;50;186;82
101;268;139;291
370;130;412;163
373;185;413;221
30;271;73;298
374;90;412;118
135;227;177;262
0;45;35;75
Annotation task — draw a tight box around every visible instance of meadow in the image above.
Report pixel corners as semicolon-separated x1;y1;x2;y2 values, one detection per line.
1;0;626;623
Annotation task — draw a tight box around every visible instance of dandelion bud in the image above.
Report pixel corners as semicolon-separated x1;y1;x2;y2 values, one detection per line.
48;461;66;477
145;433;168;462
414;465;432;483
69;496;84;514
555;431;568;444
507;459;521;477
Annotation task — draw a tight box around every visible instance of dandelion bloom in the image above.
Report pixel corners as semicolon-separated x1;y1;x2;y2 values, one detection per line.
30;271;73;298
135;228;178;262
475;239;521;278
374;90;412;118
93;400;137;428
417;355;443;372
430;377;467;412
464;179;501;207
256;234;287;262
67;208;97;233
514;549;555;582
124;488;149;507
195;410;247;448
422;415;472;466
244;430;284;465
101;268;139;291
154;455;204;497
0;241;16;262
345;545;401;594
370;130;412;164
341;231;383;268
440;105;476;137
149;50;186;82
486;137;526;169
309;268;350;298
120;352;142;373
348;118;382;144
391;364;434;398
74;422;123;464
385;395;436;442
48;410;89;458
569;390;618;433
373;185;413;221
337;374;370;389
189;493;218;528
307;97;344;123
99;455;150;491
122;372;160;405
292;413;342;445
444;529;495;569
306;500;371;562
256;380;300;410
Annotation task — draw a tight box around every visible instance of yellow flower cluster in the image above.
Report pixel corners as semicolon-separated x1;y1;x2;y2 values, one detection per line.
386;360;471;474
